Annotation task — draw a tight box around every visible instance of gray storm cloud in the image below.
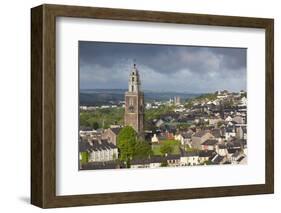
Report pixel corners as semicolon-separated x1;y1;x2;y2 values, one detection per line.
79;41;246;93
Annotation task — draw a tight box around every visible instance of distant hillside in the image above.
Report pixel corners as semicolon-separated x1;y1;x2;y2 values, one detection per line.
80;89;201;106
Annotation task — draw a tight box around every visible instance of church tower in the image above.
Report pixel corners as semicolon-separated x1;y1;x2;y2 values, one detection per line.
124;64;144;134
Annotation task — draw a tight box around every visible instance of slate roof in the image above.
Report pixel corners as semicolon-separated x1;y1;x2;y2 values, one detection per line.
227;148;240;154
211;155;224;164
211;129;221;138
237;156;245;162
131;154;180;165
233;139;247;146
165;154;181;160
193;130;210;138
218;144;227;149
179;148;199;157
232;151;240;158
182;132;193;139
79;141;91;152
199;150;216;158
227;139;246;148
225;126;235;133
201;139;218;146
110;127;122;135
223;161;231;164
89;139;117;152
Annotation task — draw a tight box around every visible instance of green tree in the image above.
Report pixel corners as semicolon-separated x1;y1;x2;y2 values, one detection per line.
79;112;91;127
144;105;175;122
160;160;168;167
204;160;213;165
160;143;173;156
92;121;99;130
184;101;193;109
80;152;89;164
241;92;247;98
79;108;125;130
134;140;153;159
117;126;137;167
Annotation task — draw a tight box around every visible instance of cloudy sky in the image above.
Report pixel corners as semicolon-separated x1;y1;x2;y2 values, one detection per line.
79;41;246;93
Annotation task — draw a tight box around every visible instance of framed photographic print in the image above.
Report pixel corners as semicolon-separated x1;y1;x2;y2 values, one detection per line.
31;4;274;208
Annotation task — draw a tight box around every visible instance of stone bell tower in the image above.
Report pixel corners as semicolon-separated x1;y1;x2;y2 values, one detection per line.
124;64;144;134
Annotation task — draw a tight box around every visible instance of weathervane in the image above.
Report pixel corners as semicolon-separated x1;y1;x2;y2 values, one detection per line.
133;58;136;67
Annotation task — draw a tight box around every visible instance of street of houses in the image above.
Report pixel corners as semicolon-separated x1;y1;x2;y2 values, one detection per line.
79;90;247;170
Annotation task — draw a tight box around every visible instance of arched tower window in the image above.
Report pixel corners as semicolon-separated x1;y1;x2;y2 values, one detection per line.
129;98;133;106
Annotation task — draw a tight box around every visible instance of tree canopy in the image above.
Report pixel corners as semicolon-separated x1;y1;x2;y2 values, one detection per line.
117;126;153;166
160;143;173;156
134;140;153;159
80;108;124;129
117;126;137;166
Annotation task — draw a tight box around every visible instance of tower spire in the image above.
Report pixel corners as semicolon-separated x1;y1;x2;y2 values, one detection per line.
128;62;141;93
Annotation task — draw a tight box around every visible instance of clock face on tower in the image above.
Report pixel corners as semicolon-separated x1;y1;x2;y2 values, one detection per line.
128;105;135;113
